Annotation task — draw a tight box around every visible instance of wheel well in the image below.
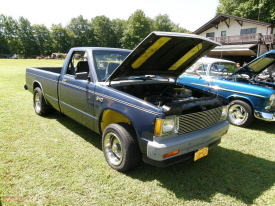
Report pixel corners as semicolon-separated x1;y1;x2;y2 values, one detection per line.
33;82;41;90
228;97;253;109
33;82;49;105
100;110;131;134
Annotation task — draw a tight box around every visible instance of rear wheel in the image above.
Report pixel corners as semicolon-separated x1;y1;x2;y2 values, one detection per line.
102;123;141;172
33;87;53;116
227;100;254;127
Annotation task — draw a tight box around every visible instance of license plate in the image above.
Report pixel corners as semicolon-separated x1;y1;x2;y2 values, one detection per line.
194;147;209;161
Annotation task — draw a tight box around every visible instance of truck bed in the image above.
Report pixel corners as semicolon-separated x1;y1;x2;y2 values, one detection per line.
31;67;63;73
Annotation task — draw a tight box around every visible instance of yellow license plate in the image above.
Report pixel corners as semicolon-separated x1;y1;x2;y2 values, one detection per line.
194;147;209;161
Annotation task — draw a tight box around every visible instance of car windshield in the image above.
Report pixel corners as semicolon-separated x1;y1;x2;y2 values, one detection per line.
93;50;131;81
208;62;238;77
185;61;238;77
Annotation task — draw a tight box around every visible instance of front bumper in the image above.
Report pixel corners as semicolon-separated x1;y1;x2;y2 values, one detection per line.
254;110;275;121
143;121;229;167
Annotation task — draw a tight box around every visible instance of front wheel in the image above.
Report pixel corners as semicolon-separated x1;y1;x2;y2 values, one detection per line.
227;100;254;127
102;123;141;172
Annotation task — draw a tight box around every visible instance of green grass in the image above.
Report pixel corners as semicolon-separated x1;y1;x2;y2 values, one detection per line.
1;59;275;205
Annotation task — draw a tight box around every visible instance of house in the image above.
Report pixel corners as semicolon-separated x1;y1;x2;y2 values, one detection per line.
193;14;275;65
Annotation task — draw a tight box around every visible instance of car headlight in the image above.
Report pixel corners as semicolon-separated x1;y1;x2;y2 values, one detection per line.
269;93;275;106
220;105;228;120
154;117;179;136
270;93;275;101
269;93;275;107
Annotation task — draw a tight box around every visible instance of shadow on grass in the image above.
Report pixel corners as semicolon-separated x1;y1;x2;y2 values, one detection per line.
130;147;275;204
47;112;102;150
246;118;275;134
45;113;275;204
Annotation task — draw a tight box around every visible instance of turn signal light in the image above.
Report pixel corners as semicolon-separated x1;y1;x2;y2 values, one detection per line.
163;150;179;158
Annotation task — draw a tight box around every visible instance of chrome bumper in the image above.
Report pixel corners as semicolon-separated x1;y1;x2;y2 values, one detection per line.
254;110;275;121
146;121;229;161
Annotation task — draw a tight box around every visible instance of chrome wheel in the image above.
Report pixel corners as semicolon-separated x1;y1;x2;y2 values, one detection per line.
34;92;41;113
228;104;248;125
227;100;255;127
103;132;123;166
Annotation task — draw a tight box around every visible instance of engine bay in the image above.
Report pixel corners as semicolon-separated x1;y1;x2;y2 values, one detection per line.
114;83;226;115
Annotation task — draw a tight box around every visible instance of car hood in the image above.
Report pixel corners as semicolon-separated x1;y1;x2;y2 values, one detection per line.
106;32;220;81
232;50;275;76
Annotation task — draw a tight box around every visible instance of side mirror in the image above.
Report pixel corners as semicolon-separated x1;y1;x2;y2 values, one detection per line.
75;72;89;80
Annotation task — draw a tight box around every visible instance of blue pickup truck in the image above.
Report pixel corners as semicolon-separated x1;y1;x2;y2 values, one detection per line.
24;32;229;172
178;53;275;127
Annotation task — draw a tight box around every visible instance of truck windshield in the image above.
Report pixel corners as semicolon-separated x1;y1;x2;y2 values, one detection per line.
93;50;131;81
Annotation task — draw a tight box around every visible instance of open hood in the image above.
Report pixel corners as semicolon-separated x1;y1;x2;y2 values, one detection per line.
233;50;275;76
107;32;220;81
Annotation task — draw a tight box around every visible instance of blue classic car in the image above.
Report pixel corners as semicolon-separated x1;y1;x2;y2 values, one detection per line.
177;51;275;127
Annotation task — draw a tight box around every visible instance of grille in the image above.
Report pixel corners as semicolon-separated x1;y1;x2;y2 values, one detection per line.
178;106;223;134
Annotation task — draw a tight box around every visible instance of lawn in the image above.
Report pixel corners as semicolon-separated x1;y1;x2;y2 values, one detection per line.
0;59;275;205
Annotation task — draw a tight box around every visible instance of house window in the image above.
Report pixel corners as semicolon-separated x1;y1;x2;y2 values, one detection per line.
221;31;226;36
240;28;257;35
206;32;215;38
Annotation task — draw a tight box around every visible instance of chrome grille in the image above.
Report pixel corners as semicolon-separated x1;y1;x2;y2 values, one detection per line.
178;107;223;134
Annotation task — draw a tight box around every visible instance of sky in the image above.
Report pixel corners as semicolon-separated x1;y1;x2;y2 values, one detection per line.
1;0;219;32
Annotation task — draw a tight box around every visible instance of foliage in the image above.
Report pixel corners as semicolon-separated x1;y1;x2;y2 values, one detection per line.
50;24;73;53
32;24;52;56
216;0;275;23
67;15;94;47
153;14;174;32
91;15;116;47
121;10;152;49
0;60;275;205
111;19;127;48
0;11;190;56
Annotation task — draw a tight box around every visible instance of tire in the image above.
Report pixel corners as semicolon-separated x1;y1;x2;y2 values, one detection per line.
102;123;141;172
33;87;53;116
227;100;254;127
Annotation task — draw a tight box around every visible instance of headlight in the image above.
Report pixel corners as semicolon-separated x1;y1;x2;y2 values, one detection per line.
270;93;275;101
220;106;228;120
154;117;179;136
270;93;275;106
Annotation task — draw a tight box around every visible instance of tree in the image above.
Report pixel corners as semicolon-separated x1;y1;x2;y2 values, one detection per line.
153;14;174;32
32;24;52;56
111;19;127;48
216;0;275;23
91;15;116;47
1;15;20;55
67;15;94;47
171;23;190;33
0;14;9;54
51;24;73;53
17;17;39;57
121;10;152;49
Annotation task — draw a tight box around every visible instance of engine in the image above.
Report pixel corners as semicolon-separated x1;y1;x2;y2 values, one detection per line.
115;83;226;116
116;84;195;107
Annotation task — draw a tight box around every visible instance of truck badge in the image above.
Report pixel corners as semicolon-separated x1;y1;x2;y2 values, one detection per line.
96;96;104;103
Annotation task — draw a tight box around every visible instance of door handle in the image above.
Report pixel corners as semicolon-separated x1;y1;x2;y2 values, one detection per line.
62;79;67;82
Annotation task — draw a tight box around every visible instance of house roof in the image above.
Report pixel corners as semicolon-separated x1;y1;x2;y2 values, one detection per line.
193;14;274;35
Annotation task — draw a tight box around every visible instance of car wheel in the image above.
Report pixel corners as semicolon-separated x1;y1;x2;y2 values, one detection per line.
33;87;53;116
227;100;254;127
102;123;141;172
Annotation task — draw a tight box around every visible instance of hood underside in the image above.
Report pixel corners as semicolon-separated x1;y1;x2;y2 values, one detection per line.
233;50;275;76
107;32;220;81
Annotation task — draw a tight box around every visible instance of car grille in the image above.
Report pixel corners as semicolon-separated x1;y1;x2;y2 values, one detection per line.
178;106;223;134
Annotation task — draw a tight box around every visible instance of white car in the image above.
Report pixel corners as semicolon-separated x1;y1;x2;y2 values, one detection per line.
185;57;238;77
